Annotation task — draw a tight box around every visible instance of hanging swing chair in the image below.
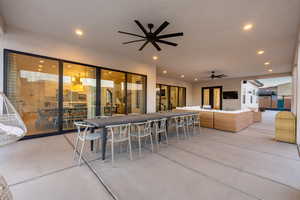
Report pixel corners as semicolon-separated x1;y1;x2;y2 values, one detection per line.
0;92;27;146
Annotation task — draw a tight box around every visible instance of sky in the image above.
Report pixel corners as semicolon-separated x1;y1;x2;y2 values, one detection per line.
256;76;292;88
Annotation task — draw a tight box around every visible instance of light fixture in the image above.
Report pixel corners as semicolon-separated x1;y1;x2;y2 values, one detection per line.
152;56;158;60
68;65;72;68
38;68;42;72
180;74;185;78
243;23;253;31
194;78;198;81
264;61;270;65
39;60;44;63
162;70;167;74
38;65;43;68
75;29;83;36
257;50;264;55
268;69;273;72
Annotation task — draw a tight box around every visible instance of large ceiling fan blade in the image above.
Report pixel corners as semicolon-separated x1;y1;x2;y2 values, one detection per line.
123;39;146;44
154;21;170;35
118;31;145;38
134;20;148;35
156;40;178;46
151;41;162;51
139;41;149;51
157;32;184;39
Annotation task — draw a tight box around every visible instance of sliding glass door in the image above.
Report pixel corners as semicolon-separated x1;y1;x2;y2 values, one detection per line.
63;63;96;129
156;84;186;111
5;53;59;136
127;74;146;114
178;87;186;107
160;85;169;111
170;86;179;109
101;70;126;116
4;50;147;137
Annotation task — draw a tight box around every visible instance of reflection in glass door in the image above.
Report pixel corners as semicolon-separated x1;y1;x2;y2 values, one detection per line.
178;87;186;107
160;85;169;111
101;70;126;116
63;63;96;129
127;74;146;114
170;86;179;109
156;84;161;112
6;53;59;136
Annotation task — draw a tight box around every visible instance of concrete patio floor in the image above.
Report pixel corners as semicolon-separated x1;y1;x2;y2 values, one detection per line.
1;111;299;200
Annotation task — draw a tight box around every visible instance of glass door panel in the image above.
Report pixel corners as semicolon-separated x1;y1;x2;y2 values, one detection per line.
170;86;179;109
156;84;161;112
127;74;146;114
160;85;169;111
178;87;186;107
101;70;126;116
63;63;96;129
6;53;59;135
203;89;210;106
213;88;221;109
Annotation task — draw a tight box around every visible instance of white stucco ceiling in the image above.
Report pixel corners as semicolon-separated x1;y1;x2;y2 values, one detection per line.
1;0;300;82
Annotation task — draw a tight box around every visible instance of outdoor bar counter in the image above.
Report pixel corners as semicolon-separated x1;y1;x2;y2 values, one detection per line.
175;106;255;132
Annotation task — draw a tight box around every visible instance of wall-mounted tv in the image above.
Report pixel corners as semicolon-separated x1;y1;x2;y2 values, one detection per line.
223;91;238;99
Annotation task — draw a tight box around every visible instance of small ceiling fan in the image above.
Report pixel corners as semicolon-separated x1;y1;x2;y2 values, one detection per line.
209;71;227;79
118;20;184;51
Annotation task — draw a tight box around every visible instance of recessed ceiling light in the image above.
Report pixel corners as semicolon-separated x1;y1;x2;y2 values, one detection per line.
243;23;253;31
257;50;264;55
264;62;270;65
75;29;83;36
162;70;167;74
39;60;44;63
38;65;43;68
152;56;158;60
180;75;185;78
38;68;42;71
194;78;198;81
268;69;273;72
68;65;72;68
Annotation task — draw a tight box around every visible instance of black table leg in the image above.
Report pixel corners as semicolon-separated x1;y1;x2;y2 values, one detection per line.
91;140;94;151
90;127;95;151
102;127;108;160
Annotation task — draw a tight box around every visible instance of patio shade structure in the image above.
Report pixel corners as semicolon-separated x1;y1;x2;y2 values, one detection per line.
0;92;27;146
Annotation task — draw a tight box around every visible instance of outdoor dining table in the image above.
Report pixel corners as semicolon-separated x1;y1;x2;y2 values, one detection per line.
84;111;197;160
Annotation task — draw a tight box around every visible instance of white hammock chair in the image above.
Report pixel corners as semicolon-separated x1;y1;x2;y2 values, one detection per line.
0;92;27;146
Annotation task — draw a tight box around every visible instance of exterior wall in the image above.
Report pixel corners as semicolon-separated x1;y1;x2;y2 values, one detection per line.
0;27;157;112
192;78;242;110
241;81;259;110
156;76;193;106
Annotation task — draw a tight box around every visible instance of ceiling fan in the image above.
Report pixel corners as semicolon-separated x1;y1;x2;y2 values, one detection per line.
118;20;184;51
209;71;227;79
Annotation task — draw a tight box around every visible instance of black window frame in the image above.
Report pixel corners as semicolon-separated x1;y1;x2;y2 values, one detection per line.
3;49;147;139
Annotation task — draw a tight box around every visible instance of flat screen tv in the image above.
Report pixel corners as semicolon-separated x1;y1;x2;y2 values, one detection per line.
223;91;238;99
